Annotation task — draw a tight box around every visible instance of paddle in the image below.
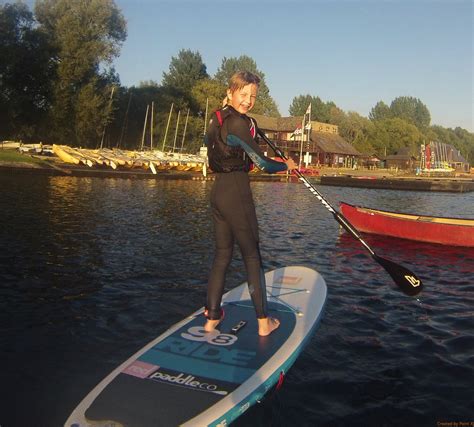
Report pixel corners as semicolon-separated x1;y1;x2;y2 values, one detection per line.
257;128;423;296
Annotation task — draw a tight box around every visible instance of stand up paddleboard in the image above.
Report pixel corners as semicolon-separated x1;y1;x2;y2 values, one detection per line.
65;266;327;427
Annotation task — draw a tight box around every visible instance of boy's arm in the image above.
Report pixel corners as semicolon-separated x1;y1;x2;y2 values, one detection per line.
224;116;288;173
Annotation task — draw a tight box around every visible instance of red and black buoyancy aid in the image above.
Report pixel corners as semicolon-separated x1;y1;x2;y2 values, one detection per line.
206;106;255;173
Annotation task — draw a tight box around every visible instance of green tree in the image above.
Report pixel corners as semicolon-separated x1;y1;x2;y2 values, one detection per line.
389;96;431;129
75;79;112;145
214;56;279;117
366;120;390;156
379;117;424;155
0;2;55;140
191;78;226;138
289;95;336;123
288;94;312;117
369;101;391;121
337;111;373;150
35;0;127;146
116;83;176;150
162;49;208;95
328;105;346;126
312;97;333;123
191;78;226;115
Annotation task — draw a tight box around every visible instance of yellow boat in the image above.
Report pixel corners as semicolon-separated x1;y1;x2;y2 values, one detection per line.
52;144;81;165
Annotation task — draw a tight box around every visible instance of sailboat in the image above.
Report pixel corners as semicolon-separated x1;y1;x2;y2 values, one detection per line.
421;141;455;173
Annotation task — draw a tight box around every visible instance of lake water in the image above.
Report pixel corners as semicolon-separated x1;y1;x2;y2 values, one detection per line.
0;174;473;426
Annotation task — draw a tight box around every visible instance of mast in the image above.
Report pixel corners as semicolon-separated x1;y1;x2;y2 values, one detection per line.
117;92;132;148
299;113;305;170
150;101;154;150
172;110;181;153
180;109;190;152
420;142;425;170
100;86;115;149
203;97;209;140
162;103;174;151
306;104;312;168
140;104;149;151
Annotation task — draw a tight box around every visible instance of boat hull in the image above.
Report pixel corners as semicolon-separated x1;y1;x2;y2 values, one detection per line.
340;202;474;247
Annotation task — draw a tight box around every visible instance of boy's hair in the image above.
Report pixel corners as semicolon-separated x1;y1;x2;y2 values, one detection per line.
228;71;261;92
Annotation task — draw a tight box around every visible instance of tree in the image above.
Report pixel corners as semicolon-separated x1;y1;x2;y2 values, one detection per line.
389;96;431;129
328;105;346;126
0;2;55;140
75;79;112;145
35;0;127;146
378;117;424;156
289;95;336;123
369;101;391;121
191;78;226;115
337;111;373;148
214;56;279;117
288;94;312;117
366;120;390;156
312;97;333;123
162;49;208;95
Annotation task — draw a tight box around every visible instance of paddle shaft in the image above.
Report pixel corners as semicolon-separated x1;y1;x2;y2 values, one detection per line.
257;128;423;296
258;128;375;254
295;171;375;256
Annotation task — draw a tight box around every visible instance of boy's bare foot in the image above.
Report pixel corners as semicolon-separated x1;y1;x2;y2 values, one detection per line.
204;318;222;332
258;317;280;336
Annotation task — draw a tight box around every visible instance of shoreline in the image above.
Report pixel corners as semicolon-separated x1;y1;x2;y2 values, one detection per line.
1;154;473;192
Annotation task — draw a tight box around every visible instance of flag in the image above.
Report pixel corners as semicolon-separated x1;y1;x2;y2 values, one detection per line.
305;103;312;131
290;124;302;139
304;103;312;131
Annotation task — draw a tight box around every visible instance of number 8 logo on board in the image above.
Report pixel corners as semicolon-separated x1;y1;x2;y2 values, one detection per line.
181;326;238;346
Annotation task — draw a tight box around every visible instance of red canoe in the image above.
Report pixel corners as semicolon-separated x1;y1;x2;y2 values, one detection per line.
340;202;474;247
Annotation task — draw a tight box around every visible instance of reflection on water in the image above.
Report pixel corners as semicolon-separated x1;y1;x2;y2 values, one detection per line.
0;174;473;426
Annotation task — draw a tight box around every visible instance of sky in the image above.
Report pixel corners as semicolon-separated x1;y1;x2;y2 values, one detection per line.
31;0;474;131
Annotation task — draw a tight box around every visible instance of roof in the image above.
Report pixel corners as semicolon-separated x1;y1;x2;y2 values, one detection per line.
385;153;416;160
248;113;302;131
249;112;361;156
312;131;361;156
447;145;468;163
394;147;412;156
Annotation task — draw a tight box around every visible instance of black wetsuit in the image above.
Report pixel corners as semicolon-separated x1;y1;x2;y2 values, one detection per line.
205;105;288;320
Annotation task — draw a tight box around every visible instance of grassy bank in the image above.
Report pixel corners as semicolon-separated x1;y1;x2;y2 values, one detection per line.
0;149;46;165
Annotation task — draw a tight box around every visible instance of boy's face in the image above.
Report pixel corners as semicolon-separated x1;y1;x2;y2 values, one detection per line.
227;83;258;114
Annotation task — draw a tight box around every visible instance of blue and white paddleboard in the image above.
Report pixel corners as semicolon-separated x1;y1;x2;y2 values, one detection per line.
65;266;327;427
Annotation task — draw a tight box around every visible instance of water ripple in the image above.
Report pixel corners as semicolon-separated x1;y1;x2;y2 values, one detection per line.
0;176;473;426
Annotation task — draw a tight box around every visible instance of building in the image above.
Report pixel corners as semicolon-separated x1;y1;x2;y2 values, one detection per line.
249;113;361;168
385;147;417;170
448;147;470;172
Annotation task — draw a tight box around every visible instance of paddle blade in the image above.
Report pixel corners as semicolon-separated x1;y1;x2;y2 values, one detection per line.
373;254;423;296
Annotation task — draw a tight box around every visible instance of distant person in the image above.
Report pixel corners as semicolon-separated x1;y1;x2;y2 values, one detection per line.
204;71;296;336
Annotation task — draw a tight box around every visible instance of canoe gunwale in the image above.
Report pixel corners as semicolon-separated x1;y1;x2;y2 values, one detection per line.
340;201;474;247
354;204;474;226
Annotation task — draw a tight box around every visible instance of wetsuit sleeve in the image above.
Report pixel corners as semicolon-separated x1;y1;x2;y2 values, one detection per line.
223;115;288;173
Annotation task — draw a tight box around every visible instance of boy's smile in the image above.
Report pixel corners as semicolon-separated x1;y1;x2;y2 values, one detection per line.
227;83;258;114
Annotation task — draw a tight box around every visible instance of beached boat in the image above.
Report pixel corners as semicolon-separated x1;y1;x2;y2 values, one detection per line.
50;143;206;175
52;144;81;165
339;202;474;247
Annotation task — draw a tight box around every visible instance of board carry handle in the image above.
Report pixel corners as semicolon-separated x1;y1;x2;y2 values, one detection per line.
257;127;423;297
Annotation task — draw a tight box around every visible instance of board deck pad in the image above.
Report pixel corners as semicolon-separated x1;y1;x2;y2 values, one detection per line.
66;266;327;427
85;301;296;426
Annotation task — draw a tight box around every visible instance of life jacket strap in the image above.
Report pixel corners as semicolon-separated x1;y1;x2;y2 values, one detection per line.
215;110;223;126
